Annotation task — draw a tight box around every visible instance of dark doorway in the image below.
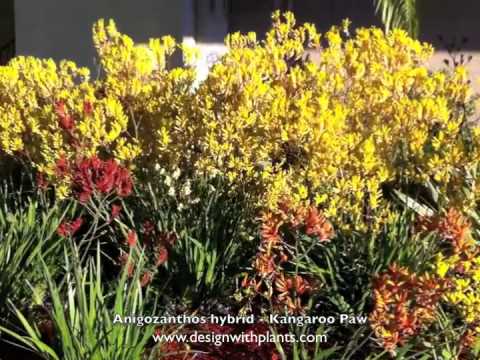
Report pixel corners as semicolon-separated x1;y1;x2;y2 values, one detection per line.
0;0;15;65
225;0;380;40
227;0;276;37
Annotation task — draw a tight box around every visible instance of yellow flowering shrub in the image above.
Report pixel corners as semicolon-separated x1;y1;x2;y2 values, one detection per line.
162;12;476;231
92;19;197;165
0;19;196;198
0;12;478;231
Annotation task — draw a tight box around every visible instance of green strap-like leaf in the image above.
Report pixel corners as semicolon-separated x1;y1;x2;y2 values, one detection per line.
374;0;419;37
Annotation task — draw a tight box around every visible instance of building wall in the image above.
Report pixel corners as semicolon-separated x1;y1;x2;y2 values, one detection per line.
11;0;480;94
226;0;480;93
14;0;184;69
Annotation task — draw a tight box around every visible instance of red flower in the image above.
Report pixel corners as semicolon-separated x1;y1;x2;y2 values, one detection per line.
70;217;83;234
96;159;118;193
55;101;66;117
156;246;169;266
55;101;75;131
83;101;93;115
110;204;122;220
55;155;70;178
116;167;133;197
57;217;83;237
57;223;69;238
140;271;153;287
36;172;49;190
60;114;75;131
118;253;135;277
127;230;137;247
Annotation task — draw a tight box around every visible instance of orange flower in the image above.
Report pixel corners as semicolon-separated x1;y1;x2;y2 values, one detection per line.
459;327;479;354
437;208;472;252
245;200;334;314
254;253;277;276
260;213;283;247
417;208;473;253
55;101;75;131
273;274;312;312
303;207;334;242
369;264;445;353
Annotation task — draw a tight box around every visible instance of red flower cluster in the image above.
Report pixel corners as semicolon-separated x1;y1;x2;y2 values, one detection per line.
57;217;83;237
141;220;177;267
117;223;177;284
369;264;446;353
72;156;133;202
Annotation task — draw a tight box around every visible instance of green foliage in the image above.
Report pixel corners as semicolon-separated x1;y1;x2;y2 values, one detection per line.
0;243;157;360
374;0;419;37
134;171;257;305
0;199;63;321
298;212;441;358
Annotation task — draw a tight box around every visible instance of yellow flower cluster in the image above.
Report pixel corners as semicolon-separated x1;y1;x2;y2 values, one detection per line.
0;55;139;197
436;248;480;345
429;210;480;348
0;13;478;229
166;12;475;231
0;20;195;198
436;252;480;323
92;19;198;166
